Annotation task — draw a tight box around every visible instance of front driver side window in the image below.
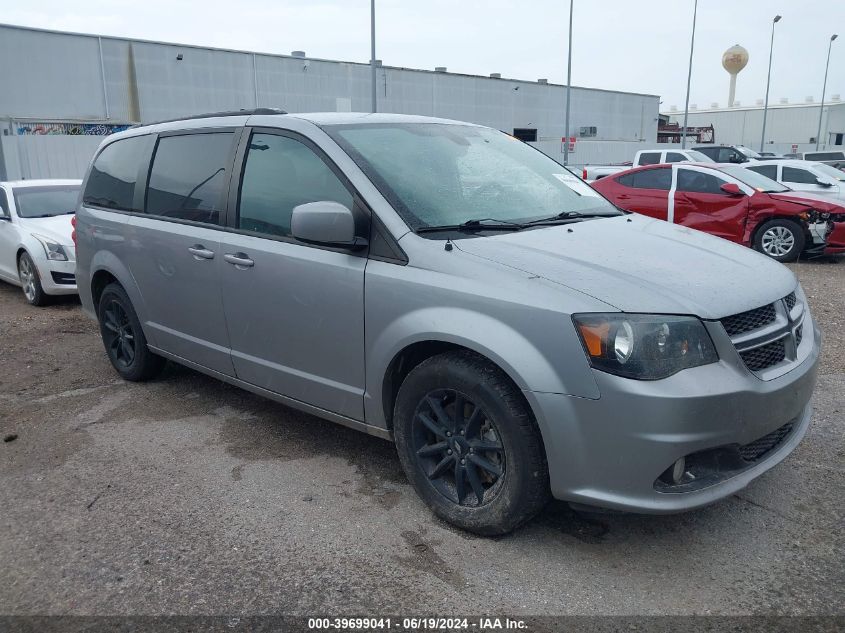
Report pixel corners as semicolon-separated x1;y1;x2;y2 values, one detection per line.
238;133;354;238
677;169;728;195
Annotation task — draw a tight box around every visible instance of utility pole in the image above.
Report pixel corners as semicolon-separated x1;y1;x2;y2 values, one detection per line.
816;34;838;150
760;15;782;152
681;0;698;149
563;0;574;165
370;0;377;113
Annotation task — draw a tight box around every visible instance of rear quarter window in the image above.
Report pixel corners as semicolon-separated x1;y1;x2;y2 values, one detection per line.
632;168;671;190
748;164;778;180
145;132;235;225
83;135;153;211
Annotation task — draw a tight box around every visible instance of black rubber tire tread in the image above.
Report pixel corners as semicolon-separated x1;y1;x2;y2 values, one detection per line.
97;283;166;382
18;252;49;307
393;349;550;536
753;218;806;263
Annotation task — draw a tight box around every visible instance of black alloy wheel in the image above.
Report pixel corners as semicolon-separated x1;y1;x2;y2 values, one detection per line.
101;299;136;369
412;389;506;507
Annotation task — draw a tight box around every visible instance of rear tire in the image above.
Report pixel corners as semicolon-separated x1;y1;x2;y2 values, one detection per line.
18;252;49;306
97;283;165;381
754;219;805;262
393;350;550;535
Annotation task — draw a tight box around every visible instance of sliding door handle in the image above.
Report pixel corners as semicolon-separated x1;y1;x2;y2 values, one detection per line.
188;245;215;260
223;253;255;268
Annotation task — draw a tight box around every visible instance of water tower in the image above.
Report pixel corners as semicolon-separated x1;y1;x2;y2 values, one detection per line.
722;45;749;107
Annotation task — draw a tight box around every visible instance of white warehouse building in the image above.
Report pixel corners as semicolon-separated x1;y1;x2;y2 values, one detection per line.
666;100;845;153
0;23;660;180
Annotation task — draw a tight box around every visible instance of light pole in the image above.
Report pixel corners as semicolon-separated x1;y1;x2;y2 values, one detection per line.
370;0;377;113
681;0;698;149
816;34;838;150
760;14;782;152
563;0;574;165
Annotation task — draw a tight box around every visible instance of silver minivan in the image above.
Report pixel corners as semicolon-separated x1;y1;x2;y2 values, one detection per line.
75;111;820;534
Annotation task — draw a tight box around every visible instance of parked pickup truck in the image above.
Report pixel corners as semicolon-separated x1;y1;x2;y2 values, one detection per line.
582;149;712;182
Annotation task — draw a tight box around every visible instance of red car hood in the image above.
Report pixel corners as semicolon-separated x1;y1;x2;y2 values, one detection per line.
768;191;845;214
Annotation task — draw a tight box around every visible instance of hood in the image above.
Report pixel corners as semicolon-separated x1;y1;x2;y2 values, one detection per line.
768;191;845;213
17;215;75;245
455;215;796;319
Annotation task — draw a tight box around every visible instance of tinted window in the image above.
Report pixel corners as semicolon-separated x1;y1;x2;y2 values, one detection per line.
0;189;8;216
83;135;151;211
638;152;661;165
238;133;353;237
146;133;234;224
783;166;819;184
632;168;671;190
677;169;727;194
616;173;635;187
665;152;688;163
694;147;718;160
717;148;737;162
747;165;778;180
805;152;845;161
13;186;80;218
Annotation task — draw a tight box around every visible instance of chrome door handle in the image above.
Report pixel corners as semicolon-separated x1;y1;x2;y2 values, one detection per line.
223;252;255;268
188;245;215;260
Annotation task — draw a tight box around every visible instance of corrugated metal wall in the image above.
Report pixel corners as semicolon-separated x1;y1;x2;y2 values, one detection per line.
1;23;659;144
668;103;845;148
0;135;103;180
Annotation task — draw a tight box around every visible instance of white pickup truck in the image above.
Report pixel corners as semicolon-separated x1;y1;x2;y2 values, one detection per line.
582;148;713;182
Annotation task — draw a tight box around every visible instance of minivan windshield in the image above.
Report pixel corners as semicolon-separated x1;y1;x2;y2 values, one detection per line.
815;163;845;181
327;123;621;231
13;186;80;218
719;165;790;193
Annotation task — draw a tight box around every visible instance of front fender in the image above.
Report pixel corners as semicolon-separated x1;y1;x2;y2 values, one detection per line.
364;306;600;428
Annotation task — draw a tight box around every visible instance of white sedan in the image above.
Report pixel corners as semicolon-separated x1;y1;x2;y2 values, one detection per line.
0;179;81;306
744;159;845;203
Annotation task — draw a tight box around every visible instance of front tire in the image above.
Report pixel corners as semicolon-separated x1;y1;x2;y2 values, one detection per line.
97;283;165;381
393;350;550;535
18;252;48;306
754;219;805;262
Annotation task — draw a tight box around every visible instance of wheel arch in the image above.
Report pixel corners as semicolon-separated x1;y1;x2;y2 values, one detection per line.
86;251;154;345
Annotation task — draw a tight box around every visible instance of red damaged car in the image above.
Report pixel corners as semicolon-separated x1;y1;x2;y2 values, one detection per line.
591;162;845;261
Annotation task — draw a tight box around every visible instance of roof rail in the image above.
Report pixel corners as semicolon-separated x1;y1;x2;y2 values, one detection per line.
131;107;287;128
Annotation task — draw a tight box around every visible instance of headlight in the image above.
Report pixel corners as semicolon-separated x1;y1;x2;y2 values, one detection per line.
573;314;718;380
32;234;68;261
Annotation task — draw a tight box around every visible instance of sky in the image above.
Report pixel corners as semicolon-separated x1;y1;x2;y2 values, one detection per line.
1;0;843;110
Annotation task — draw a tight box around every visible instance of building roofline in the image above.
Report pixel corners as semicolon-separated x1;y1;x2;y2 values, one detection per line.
661;101;845;116
0;21;661;100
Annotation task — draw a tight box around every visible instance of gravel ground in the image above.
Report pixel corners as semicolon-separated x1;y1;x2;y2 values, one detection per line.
0;260;843;617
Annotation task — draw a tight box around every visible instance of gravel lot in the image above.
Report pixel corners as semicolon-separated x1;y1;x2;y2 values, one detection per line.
1;260;843;617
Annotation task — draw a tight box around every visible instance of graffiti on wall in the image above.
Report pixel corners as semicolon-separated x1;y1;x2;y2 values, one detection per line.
14;122;132;136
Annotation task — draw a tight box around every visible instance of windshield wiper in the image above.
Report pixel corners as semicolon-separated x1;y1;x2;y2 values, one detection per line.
524;210;613;226
415;218;527;234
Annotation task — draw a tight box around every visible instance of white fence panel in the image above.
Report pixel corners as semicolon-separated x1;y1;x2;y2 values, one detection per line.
1;135;103;180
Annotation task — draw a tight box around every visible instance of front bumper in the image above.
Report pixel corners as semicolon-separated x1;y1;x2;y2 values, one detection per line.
34;252;77;295
526;314;820;513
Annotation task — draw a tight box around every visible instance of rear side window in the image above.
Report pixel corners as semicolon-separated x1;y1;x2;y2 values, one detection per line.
145;133;234;224
783;167;819;184
0;188;8;217
83;135;152;211
677;169;727;194
665;152;687;163
638;152;661;166
632;168;671;190
747;164;778;180
238;133;353;237
805;152;845;161
694;147;717;160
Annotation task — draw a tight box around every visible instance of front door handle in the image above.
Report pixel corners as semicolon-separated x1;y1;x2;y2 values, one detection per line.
223;252;255;268
188;245;215;260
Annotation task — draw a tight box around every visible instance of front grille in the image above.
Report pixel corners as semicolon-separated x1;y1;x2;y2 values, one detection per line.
785;292;797;311
738;421;795;461
796;325;803;347
720;304;777;337
739;339;786;371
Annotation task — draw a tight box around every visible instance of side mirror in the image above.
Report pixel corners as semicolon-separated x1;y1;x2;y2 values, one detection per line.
816;178;834;187
291;201;367;251
720;183;745;196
